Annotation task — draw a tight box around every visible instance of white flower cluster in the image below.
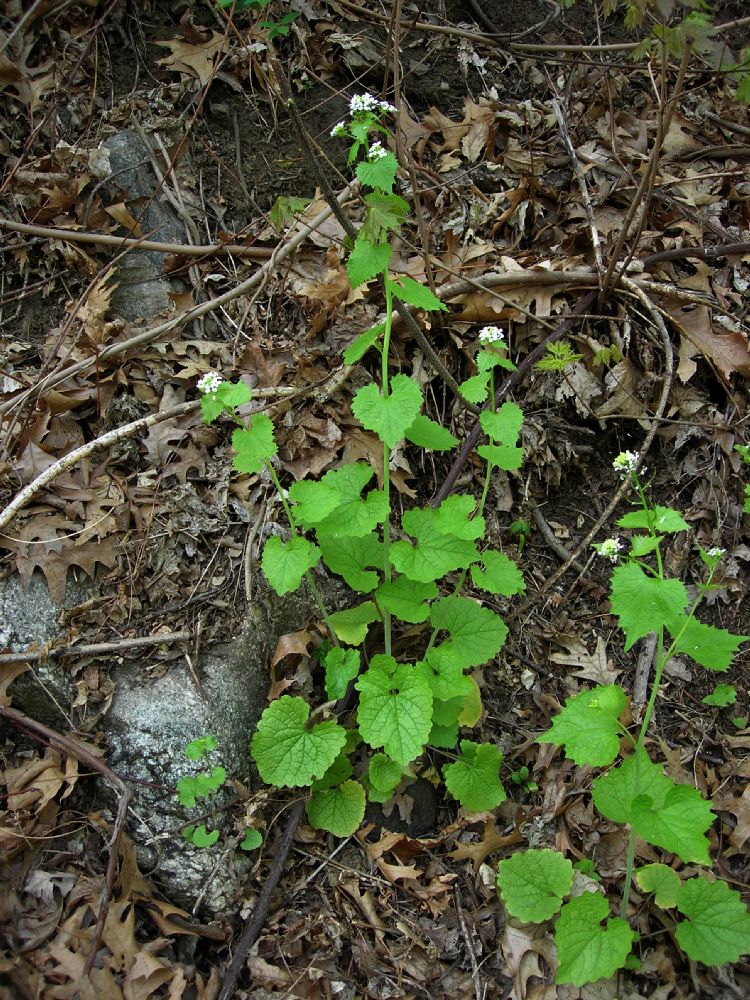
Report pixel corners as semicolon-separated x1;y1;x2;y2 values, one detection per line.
197;372;223;395
478;325;505;344
594;537;623;563
330;121;348;138
368;141;388;160
613;451;641;478
706;546;726;559
349;93;396;116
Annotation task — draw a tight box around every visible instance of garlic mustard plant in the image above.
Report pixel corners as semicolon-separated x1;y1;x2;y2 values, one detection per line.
195;92;526;841
497;454;750;985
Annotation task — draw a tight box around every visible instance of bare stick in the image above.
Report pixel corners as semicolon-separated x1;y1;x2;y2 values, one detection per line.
551;98;603;275
0;632;190;664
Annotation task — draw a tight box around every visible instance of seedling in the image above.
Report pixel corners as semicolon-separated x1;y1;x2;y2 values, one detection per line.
510;765;538;792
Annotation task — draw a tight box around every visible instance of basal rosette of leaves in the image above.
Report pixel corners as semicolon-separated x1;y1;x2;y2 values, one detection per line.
195;96;528;841
495;470;750;984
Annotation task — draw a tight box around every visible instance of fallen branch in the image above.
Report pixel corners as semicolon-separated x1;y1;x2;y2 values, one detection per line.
0;631;190;664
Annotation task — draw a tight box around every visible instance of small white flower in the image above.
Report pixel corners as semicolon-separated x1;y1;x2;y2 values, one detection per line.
197;372;223;395
379;100;397;113
368;141;388;160
706;547;725;559
613;451;639;477
330;121;347;138
594;537;624;563
349;92;379;115
478;325;505;344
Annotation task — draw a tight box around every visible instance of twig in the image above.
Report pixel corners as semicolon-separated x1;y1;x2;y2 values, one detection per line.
0;217;273;259
0;705;133;977
454;885;483;1000
634;633;658;708
217;798;306;1000
0;632;190;664
551;98;603;275
528;499;588;575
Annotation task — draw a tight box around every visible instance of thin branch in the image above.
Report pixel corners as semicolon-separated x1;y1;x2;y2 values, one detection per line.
0;632;190;664
551;98;603;275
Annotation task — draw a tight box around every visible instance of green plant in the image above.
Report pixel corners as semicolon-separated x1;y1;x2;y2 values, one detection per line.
510;765;538;793
216;0;299;41
196;92;527;839
496;453;750;984
736;444;750;513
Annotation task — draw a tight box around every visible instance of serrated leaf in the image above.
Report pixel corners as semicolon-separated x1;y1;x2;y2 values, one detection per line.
702;683;737;707
675;877;750;965
261;536;320;595
459;372;490;403
375;576;436;623
251;695;347;788
240;828;263;851
404;414;458;451
616;505;689;534
200;379;252;422
290;463;387;537
434;495;485;540
636;864;682;908
480;402;524;445
629;535;662;557
391;507;478;582
232;414;277;474
470;550;525;596
610;563;687;651
477;442;524;471
328;602;380;645
555;893;635;985
443;740;506;811
423;647;474;701
429;720;459;748
184;735;216;760
343;322;384;365
430;597;508;668
318;531;382;592
538;685;627;767
324;647;361;701
356;655;433;765
667;615;748;671
356;152;398;192
368;753;403;795
497;848;573;923
347;232;392;287
352;375;423;448
384;275;447;312
307;779;366;836
362;191;409;239
592;750;714;865
477;349;515;373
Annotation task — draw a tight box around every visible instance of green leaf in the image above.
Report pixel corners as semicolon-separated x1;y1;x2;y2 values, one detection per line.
636;864;682;908
347;232;392;287
356;152;398;192
675;877;750;965
356;655;433;765
429;720;460;748
404;414;458;451
251;695;347;788
535;340;583;373
312;752;353;791
443;740;506;811
667;615;748;671
477;442;524;471
185;824;220;848
702;683;737;707
307;779;366;836
240;828;263;851
538;685;627;767
362;192;409;240
184;735;216;760
629;534;662;557
592;750;714;865
477;348;514;373
324;647;361;701
391;508;478;583
737;74;750;104
375;576;436;623
423;647;474;701
384;275;447;312
343;322;384;365
433;495;485;541
616;505;690;534
352;375;423;448
430;597;508;668
480;402;523;445
459;372;490;404
497;848;573;923
368;753;403;795
200;379;252;423
328;602;380;645
290;463;387;537
470;550;525;596
269;194;311;232
261;536;320;595
318;531;382;592
232;414;277;474
610;563;687;651
176;766;226;808
555;893;635;985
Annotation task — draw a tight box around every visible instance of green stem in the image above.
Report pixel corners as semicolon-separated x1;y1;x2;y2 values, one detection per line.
264;461;340;647
381;276;394;657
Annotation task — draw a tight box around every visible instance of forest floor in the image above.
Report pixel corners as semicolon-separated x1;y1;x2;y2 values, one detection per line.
1;0;750;997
